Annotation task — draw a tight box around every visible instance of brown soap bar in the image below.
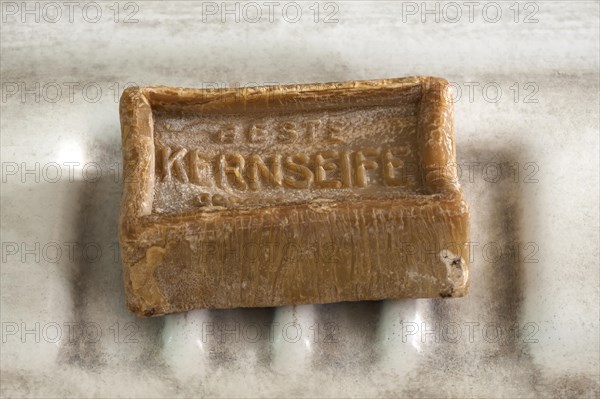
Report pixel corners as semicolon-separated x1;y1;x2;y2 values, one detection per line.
119;77;470;316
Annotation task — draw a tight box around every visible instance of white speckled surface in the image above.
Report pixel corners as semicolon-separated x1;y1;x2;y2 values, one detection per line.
1;1;598;397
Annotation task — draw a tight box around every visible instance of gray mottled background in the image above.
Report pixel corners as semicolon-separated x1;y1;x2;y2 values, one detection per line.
1;1;599;397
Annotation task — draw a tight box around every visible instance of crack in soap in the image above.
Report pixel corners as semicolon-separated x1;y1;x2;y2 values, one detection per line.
119;77;470;316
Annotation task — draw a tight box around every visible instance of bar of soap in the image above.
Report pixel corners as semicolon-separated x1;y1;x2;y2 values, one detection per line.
119;77;470;316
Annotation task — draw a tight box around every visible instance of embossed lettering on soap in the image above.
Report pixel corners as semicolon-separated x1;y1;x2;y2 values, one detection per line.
152;104;423;212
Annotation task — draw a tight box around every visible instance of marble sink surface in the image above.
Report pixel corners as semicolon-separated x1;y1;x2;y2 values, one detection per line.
1;1;598;397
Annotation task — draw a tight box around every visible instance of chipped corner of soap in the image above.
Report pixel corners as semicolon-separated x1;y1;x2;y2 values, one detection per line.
439;249;469;298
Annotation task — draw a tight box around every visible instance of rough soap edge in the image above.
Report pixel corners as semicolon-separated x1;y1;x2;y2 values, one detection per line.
119;87;159;315
418;77;470;297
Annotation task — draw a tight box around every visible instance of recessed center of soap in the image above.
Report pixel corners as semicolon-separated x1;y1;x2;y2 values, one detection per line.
152;103;424;214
